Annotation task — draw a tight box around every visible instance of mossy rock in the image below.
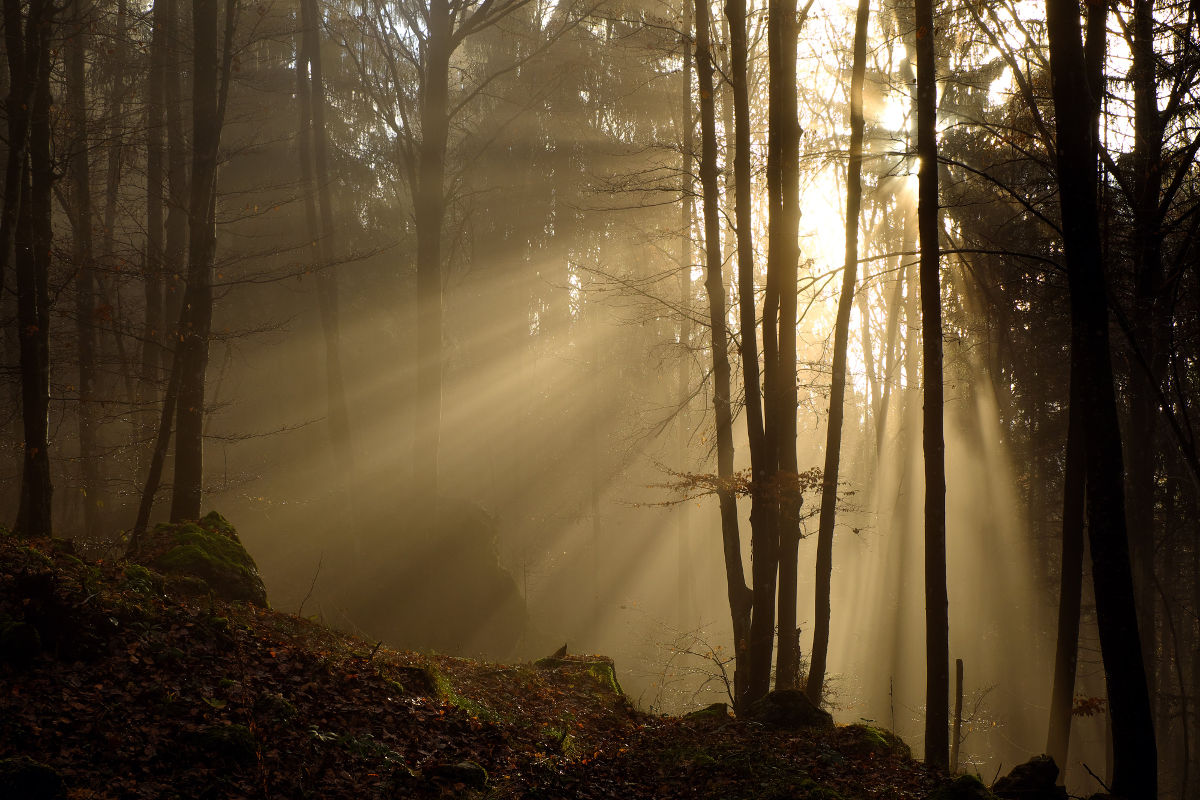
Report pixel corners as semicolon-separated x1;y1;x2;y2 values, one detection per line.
134;512;267;607
745;689;834;729
684;702;731;721
0;756;66;799
839;723;912;759
535;655;624;696
928;774;998;800
121;564;164;595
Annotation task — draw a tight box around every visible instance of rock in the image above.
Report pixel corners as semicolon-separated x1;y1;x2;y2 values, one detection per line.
535;655;625;695
838;723;912;759
685;702;731;721
133;512;268;607
929;774;998;800
0;756;66;799
427;760;488;789
992;755;1067;800
745;689;834;729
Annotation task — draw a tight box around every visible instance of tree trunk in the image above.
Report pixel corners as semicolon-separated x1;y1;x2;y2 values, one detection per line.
696;0;752;708
170;0;227;521
301;0;356;494
68;0;101;539
1046;0;1106;774
13;0;54;538
414;0;452;506
676;0;695;629
724;0;760;709
915;0;948;770
1045;0;1158;795
807;0;870;705
1046;346;1086;775
143;0;168;454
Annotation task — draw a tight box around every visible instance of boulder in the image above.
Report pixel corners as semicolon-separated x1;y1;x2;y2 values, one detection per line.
132;512;268;607
991;755;1067;800
685;702;731;721
745;689;834;729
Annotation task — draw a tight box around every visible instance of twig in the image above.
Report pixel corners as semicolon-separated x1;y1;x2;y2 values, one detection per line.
1082;763;1113;793
369;641;383;661
297;554;323;618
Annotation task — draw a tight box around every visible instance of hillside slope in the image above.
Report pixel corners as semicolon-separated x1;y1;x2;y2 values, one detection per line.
0;533;941;799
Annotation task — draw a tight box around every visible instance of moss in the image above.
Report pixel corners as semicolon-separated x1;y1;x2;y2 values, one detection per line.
839;723;912;759
144;514;267;607
793;777;844;800
121;564;163;594
586;659;624;695
684;702;730;721
431;665;501;722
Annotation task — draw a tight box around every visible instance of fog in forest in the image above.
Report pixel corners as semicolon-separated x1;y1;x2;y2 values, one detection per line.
2;0;1197;795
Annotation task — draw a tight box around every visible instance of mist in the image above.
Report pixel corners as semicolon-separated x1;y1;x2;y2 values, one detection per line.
2;0;1197;796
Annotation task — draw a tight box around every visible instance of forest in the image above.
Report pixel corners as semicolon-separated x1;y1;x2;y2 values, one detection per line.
0;0;1197;796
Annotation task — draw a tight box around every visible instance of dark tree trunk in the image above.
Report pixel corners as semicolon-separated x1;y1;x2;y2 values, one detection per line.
1046;0;1106;775
1125;0;1165;708
301;0;356;492
170;0;229;521
68;0;101;539
143;0;168;447
1045;0;1158;795
724;0;759;709
696;0;752;708
771;0;804;692
13;0;54;538
807;0;870;705
915;0;948;770
163;0;188;356
676;0;694;629
1046;346;1086;773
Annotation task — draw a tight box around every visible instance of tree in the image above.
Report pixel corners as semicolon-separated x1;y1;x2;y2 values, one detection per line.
915;0;948;770
695;0;752;709
6;0;56;537
807;0;870;705
169;0;236;521
1044;0;1157;794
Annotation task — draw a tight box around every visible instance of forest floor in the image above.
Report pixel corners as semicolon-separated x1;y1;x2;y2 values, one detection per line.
0;534;947;800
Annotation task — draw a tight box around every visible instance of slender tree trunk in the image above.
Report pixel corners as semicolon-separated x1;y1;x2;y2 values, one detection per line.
301;0;356;492
1045;0;1157;795
68;0;102;540
772;0;804;692
163;0;188;358
915;0;948;770
1126;0;1165;709
143;0;167;444
14;0;54;538
696;0;752;708
1046;0;1106;774
724;0;759;709
676;0;695;629
414;0;451;506
1046;347;1086;774
170;0;229;521
807;0;870;705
